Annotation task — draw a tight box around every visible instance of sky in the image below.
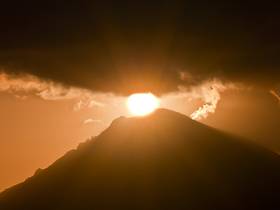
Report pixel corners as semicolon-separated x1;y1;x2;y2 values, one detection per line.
0;1;279;191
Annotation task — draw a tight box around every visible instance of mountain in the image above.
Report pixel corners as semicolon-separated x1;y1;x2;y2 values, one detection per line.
0;109;279;210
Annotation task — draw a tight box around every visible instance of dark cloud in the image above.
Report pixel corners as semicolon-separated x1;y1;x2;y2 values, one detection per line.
0;0;279;94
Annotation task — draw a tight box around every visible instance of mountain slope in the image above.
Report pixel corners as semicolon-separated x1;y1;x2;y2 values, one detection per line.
0;109;279;210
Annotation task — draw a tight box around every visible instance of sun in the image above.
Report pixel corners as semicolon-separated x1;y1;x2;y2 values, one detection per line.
127;93;160;116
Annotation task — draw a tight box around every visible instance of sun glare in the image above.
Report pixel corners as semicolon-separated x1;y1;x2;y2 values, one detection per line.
127;93;160;116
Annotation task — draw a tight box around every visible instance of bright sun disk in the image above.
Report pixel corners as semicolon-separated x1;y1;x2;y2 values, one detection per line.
127;93;160;116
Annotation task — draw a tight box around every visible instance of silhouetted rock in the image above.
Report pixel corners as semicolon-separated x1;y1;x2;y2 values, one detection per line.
0;109;279;210
33;168;43;176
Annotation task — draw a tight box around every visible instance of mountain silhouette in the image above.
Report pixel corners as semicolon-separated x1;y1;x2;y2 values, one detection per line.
0;109;279;210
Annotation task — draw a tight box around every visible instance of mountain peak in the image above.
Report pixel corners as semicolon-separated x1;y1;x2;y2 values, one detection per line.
110;108;196;131
111;108;188;123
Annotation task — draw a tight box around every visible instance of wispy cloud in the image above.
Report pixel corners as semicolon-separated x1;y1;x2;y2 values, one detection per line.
161;79;242;121
0;71;107;111
189;80;237;120
270;90;280;103
83;118;102;124
73;99;106;111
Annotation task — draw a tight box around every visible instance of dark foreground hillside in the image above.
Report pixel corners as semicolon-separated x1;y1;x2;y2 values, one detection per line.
0;109;279;210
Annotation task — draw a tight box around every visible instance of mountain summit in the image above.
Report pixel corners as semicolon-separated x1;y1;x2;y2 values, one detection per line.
1;109;279;210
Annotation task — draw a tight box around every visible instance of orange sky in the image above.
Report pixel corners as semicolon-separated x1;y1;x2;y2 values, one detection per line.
0;87;279;191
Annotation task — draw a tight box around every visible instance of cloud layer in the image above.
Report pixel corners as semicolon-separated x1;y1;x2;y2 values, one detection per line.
1;71;245;121
0;1;279;94
0;71;106;111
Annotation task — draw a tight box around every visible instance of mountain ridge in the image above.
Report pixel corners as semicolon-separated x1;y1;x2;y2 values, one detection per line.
1;109;279;210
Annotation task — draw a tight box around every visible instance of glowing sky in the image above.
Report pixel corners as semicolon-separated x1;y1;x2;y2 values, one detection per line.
0;0;279;194
0;72;279;191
